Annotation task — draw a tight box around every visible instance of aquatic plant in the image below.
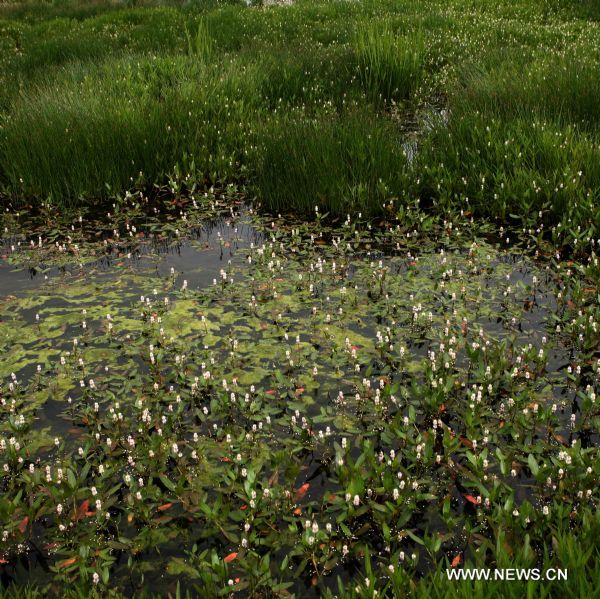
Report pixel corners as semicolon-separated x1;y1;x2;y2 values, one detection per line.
0;197;598;597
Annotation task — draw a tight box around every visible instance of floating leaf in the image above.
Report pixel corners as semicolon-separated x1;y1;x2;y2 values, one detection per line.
459;437;473;448
57;557;77;569
294;483;310;501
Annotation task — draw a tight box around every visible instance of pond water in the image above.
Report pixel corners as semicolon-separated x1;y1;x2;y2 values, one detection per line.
0;202;597;596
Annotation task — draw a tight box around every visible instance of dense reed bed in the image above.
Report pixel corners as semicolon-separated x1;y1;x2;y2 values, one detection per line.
0;0;598;228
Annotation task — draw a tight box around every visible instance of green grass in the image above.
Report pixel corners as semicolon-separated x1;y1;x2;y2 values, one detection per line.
354;21;425;104
0;0;599;225
254;107;407;215
0;54;261;199
454;55;600;129
411;115;600;225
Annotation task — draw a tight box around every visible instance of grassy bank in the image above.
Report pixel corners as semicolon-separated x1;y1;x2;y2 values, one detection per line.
0;0;599;226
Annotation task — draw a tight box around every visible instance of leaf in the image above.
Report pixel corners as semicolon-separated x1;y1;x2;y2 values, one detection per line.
553;433;568;446
268;469;279;487
67;469;77;489
107;541;131;550
75;500;90;521
159;475;176;493
294;483;310;501
167;557;199;577
57;557;77;569
323;556;338;571
224;552;237;563
463;494;479;505
157;503;173;512
451;554;462;568
17;517;28;534
405;530;424;546
528;454;539;476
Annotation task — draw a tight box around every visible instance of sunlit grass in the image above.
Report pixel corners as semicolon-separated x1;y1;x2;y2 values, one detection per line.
354;21;425;104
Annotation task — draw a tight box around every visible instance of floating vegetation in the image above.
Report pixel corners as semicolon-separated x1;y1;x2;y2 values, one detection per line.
0;196;598;597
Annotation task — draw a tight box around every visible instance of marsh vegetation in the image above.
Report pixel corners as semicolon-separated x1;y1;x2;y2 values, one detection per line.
0;0;598;597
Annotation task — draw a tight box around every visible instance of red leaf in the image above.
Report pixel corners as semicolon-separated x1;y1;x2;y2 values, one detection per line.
265;389;276;395
451;554;462;568
75;500;90;521
0;559;9;564
17;517;28;534
463;494;479;505
158;503;173;512
294;483;310;501
240;504;248;511
58;557;77;569
224;552;237;563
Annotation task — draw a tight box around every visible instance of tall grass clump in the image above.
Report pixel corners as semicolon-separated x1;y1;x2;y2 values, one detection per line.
455;56;600;130
253;108;407;216
0;7;193;109
257;43;356;109
354;22;425;104
185;16;213;60
411;114;600;226
0;55;263;203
